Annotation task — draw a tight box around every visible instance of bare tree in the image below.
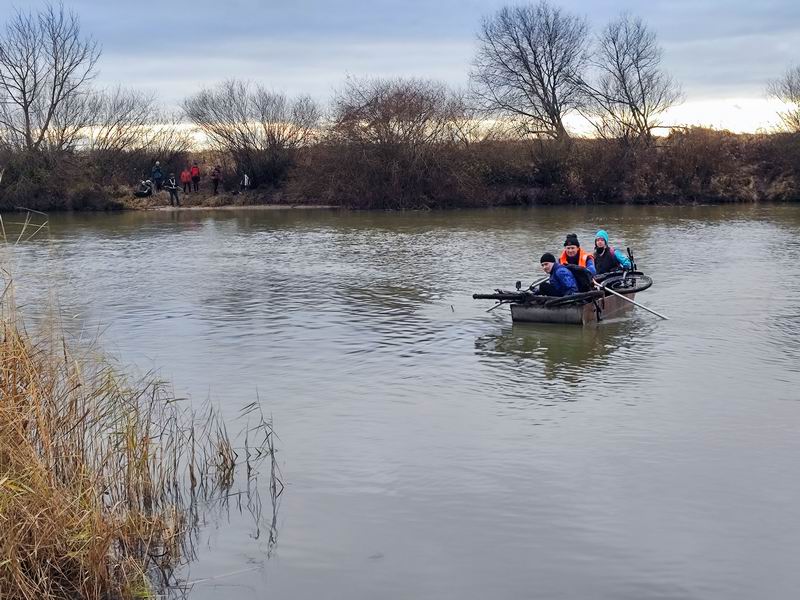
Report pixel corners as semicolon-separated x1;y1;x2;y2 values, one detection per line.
44;89;99;152
316;77;485;208
86;87;157;154
89;91;192;179
183;80;320;186
471;1;589;140
768;65;800;133
581;14;681;144
0;4;99;152
142;111;194;166
331;77;459;148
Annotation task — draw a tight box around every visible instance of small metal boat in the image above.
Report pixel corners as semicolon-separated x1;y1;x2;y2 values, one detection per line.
473;271;652;325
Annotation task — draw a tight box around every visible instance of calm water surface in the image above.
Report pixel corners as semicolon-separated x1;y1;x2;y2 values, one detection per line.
4;205;800;599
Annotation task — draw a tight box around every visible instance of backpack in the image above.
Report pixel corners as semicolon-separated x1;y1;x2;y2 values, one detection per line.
562;264;594;292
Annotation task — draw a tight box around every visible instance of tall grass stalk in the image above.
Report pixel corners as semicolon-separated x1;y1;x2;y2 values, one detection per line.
0;247;279;598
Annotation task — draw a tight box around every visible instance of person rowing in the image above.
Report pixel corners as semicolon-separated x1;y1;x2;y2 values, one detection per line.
535;253;578;297
593;229;631;274
559;233;596;276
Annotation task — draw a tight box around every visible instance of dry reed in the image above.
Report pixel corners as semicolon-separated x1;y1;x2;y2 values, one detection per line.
0;244;280;598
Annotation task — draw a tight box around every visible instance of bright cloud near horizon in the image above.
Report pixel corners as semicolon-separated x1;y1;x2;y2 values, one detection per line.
1;0;797;133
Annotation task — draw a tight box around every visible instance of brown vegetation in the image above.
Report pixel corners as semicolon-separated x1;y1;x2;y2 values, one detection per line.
0;265;280;599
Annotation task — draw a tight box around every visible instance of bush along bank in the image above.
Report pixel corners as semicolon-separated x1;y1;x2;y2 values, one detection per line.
1;128;799;212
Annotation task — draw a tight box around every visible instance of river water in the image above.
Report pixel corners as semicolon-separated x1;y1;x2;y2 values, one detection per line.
3;205;799;599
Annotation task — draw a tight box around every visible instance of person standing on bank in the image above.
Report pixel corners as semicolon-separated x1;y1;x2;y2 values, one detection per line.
151;161;164;191
559;233;596;276
180;167;192;194
165;173;180;206
211;165;221;195
190;162;201;192
593;229;632;274
536;253;579;297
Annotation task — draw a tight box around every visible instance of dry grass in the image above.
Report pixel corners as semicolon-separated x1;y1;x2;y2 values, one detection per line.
0;239;280;599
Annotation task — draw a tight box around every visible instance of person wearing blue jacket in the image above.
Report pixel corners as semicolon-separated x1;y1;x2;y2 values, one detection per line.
593;230;632;274
151;161;164;191
536;253;578;297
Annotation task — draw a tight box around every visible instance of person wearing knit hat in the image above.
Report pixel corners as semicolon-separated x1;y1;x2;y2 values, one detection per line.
535;252;578;297
593;229;632;274
559;233;596;275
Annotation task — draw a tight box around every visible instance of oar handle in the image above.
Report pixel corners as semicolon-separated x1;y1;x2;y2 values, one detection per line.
528;276;549;289
595;282;669;320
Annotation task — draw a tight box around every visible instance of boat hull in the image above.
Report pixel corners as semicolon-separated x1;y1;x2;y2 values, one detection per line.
510;292;635;325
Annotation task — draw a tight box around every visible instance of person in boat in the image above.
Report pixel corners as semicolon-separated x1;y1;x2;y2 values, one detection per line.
536;253;579;297
134;179;153;198
593;229;632;274
559;233;596;276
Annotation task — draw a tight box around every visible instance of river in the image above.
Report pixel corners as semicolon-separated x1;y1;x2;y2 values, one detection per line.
3;204;799;599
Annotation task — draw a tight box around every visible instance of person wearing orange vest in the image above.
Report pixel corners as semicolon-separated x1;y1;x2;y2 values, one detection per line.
559;233;596;276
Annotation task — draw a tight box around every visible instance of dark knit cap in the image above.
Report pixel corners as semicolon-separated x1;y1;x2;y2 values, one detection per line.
564;233;580;247
540;252;556;264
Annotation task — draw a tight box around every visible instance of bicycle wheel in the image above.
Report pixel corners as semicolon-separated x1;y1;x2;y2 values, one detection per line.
601;273;653;294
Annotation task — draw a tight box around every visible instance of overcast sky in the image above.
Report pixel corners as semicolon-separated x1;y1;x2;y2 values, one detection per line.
2;0;798;131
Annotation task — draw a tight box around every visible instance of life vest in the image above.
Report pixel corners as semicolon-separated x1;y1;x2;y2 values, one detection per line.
559;248;593;269
190;166;200;178
180;170;192;183
560;263;593;292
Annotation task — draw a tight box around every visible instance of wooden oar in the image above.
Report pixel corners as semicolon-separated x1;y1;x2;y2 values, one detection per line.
594;282;669;320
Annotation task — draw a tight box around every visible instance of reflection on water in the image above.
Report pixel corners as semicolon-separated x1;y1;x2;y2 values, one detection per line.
475;320;643;379
4;204;800;600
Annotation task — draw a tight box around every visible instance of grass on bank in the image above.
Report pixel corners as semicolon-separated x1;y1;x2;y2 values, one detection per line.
0;267;280;599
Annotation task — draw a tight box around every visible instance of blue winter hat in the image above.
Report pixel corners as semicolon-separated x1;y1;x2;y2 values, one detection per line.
595;230;609;244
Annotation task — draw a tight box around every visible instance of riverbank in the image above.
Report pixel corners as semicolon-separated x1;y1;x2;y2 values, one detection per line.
2;128;799;212
129;192;336;211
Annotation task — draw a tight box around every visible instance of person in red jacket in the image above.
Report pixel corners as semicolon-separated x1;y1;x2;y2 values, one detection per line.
190;162;201;192
180;167;192;193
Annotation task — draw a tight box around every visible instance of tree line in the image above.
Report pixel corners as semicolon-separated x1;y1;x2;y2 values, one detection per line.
0;2;798;210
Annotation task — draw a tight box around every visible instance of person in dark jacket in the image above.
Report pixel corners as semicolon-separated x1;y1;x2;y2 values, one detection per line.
134;179;153;198
165;173;180;206
210;165;221;195
151;161;164;191
593;229;632;274
536;252;578;297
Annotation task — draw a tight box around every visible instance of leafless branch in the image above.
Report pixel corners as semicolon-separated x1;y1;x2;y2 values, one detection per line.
470;1;589;140
579;14;681;145
183;80;320;186
768;65;800;133
0;3;99;152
